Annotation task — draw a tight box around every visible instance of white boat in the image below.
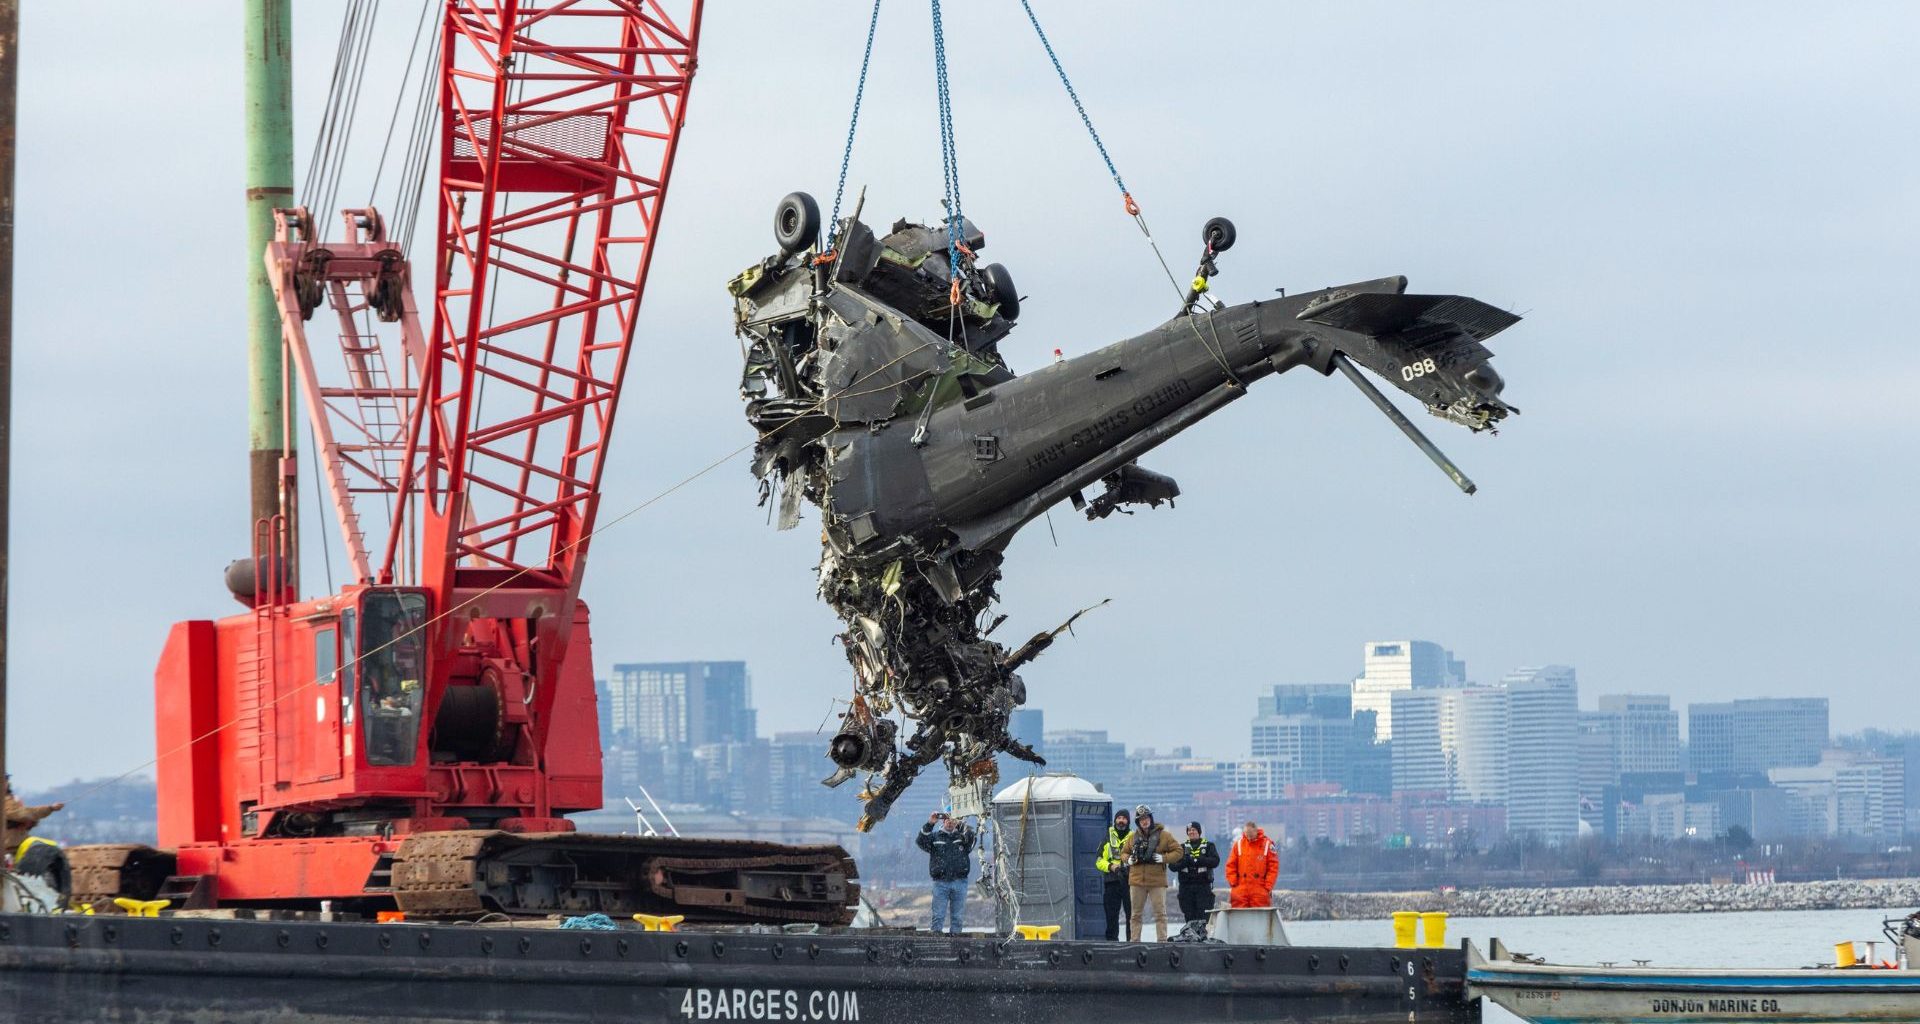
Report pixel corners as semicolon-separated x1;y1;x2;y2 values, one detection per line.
1469;925;1920;1024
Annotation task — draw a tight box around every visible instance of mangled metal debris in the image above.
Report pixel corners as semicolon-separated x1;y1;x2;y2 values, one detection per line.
729;192;1524;829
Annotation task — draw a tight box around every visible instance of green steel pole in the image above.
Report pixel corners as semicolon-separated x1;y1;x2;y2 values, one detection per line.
244;0;294;587
0;0;17;863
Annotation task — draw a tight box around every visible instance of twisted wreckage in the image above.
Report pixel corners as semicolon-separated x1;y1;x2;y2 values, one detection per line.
728;193;1525;829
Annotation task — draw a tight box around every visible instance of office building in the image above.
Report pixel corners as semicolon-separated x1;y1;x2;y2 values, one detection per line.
1351;641;1466;741
1258;683;1351;720
1250;684;1356;789
690;739;771;815
1389;686;1506;806
1043;730;1128;790
1598;694;1683;774
1620;792;1722;841
1769;751;1905;840
1576;713;1615;830
1123;751;1225;819
768;731;840;819
1388;665;1579;841
1503;666;1579;842
1349;717;1393;797
1688;698;1828;776
606;661;755;746
1389;688;1451;796
1226;758;1295;802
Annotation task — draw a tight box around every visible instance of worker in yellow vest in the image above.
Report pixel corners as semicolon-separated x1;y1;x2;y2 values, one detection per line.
1093;806;1131;940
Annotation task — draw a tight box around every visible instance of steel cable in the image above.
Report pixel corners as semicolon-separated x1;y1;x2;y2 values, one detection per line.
929;0;965;287
368;0;436;207
824;0;884;254
1014;0;1189;306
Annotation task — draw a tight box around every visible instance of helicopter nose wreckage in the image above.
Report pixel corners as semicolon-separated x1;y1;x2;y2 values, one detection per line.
728;192;1525;829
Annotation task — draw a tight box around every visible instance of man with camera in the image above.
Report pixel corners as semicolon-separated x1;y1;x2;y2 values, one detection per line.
1114;804;1184;941
917;811;977;935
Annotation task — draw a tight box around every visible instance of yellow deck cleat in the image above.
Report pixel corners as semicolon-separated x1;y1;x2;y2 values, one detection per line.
112;898;171;918
1012;925;1060;941
633;913;684;932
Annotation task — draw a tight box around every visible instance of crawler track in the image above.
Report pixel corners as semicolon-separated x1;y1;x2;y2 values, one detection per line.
66;844;175;909
388;831;860;923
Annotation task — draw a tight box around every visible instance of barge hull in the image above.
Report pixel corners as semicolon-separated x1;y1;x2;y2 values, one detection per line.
1472;960;1920;1024
0;912;1476;1024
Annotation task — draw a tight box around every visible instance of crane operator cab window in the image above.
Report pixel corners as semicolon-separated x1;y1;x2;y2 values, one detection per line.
359;590;429;766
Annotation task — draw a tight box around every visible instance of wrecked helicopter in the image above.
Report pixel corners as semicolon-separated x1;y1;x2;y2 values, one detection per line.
727;191;1524;828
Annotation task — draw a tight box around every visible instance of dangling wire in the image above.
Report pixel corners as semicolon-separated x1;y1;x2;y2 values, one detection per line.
824;0;885;255
929;0;965;297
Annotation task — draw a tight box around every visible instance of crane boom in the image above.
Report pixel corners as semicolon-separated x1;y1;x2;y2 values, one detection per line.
404;0;701;607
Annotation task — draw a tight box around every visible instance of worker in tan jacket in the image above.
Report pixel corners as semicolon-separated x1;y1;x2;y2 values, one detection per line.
1114;804;1184;941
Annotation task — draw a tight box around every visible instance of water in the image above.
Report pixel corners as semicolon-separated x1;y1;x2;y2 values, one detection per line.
1288;907;1913;1024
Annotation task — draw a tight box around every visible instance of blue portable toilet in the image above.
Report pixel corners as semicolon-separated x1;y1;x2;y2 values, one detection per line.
990;774;1111;940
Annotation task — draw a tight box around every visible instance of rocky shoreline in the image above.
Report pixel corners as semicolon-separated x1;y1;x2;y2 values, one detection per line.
1272;878;1920;921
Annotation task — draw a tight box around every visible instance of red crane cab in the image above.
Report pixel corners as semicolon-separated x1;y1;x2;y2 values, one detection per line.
153;580;603;907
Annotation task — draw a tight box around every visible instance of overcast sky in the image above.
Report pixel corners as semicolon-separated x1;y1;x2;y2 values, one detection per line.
8;2;1916;790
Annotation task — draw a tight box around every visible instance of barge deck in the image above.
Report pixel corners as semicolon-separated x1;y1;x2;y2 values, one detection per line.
0;911;1477;1023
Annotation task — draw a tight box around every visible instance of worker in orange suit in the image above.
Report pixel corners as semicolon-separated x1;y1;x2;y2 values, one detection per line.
1225;819;1279;908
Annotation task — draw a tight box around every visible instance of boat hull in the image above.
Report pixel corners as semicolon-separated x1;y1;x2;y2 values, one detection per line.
1472;959;1920;1024
0;911;1477;1024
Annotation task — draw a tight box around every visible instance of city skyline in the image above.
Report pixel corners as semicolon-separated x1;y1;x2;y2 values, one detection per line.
589;641;1833;764
580;640;1883;848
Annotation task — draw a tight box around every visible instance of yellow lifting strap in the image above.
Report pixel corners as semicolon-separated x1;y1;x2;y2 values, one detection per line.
113;898;171;918
1013;924;1060;941
633;913;684;932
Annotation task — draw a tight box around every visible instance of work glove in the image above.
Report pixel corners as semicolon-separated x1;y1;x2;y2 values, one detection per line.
1152;853;1163;863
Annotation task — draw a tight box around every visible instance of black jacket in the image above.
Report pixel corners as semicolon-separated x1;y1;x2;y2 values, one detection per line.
1175;837;1220;890
917;822;977;881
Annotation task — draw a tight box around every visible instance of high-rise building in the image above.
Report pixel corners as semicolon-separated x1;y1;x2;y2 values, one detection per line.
1580;693;1681;830
1769;751;1905;840
691;739;771;815
1349;712;1393;797
1688;698;1828;776
1043;730;1128;790
1576;712;1615;830
606;661;756;747
1124;750;1226;820
1352;641;1466;741
1250;684;1355;789
1389;688;1447;796
1389;666;1579;841
1503;666;1579;842
1599;694;1683;774
1390;686;1506;805
768;731;839;819
1454;686;1511;808
1258;683;1352;719
1388;688;1488;799
1225;759;1298;802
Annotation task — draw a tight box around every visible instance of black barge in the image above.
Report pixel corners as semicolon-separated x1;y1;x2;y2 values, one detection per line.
0;911;1477;1023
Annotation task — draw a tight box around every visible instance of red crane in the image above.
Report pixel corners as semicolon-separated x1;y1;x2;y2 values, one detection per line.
107;1;852;920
